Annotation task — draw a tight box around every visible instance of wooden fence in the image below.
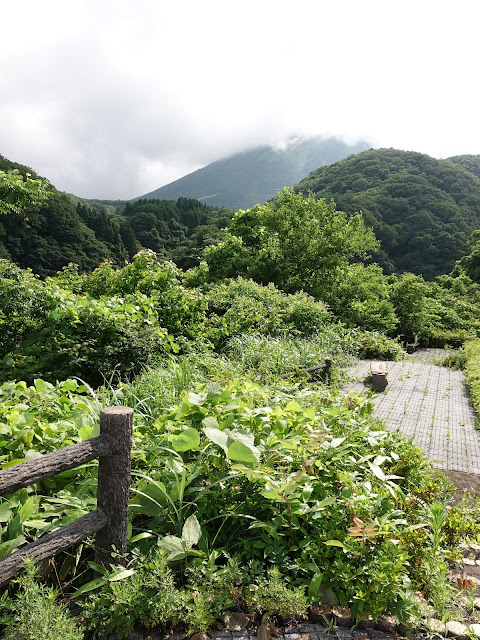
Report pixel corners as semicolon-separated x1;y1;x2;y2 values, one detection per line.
0;406;133;587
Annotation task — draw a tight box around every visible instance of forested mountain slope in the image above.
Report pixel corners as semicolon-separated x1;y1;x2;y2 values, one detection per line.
448;154;480;179
295;148;480;278
0;155;141;277
122;198;234;269
138;137;369;209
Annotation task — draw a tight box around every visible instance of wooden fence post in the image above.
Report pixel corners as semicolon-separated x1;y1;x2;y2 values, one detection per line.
95;406;133;565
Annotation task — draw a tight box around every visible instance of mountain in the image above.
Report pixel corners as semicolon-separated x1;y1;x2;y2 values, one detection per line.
0;154;140;277
295;148;480;279
448;154;480;179
137;137;370;209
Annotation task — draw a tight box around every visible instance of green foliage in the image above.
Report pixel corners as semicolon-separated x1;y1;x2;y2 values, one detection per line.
342;328;406;360
436;350;466;370
0;153;138;277
54;250;207;341
443;493;480;547
463;339;480;427
448;154;480;179
245;567;308;618
123;197;233;269
115;382;444;624
296;148;480;279
200;277;331;347
0;169;50;216
1;281;170;386
0;252;211;385
323;263;397;333
389;273;431;341
201;187;379;300
0;561;83;640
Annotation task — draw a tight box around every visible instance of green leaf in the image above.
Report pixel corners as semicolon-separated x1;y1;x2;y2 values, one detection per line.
129;532;154;543
202;416;220;430
0;504;12;522
227;441;259;465
34;379;46;394
170;428;200;452
324;540;345;548
308;572;323;597
203;426;229;453
182;514;201;548
78;425;93;441
285;401;302;413
187;392;205;406
19;497;35;524
87;561;109;575
316;497;336;508
107;567;136;582
158;535;187;560
0;535;25;559
330;437;347;448
72;577;107;598
368;462;386;481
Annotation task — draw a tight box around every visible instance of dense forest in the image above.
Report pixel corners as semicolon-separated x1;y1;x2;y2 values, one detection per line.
6;149;480;281
295;148;480;278
0;155;232;276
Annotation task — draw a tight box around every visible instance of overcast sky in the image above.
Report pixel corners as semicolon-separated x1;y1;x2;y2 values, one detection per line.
1;0;479;199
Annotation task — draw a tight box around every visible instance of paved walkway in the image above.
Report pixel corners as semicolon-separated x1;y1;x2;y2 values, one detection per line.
342;349;480;473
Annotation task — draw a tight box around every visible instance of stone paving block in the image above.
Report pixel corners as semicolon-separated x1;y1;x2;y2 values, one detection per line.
342;352;480;473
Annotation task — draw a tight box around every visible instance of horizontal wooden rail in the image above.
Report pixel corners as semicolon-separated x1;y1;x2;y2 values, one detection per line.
0;406;133;585
0;509;107;587
279;356;333;380
0;436;111;497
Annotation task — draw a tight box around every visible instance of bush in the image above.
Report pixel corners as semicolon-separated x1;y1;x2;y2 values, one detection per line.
343;328;406;360
1;286;171;386
200;277;331;348
53;250;207;340
464;339;480;428
425;328;471;348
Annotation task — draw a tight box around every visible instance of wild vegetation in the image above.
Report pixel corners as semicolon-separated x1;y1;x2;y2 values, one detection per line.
2;156;480;637
295;148;480;278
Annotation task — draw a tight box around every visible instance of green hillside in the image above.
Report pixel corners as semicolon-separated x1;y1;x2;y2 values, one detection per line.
0;155;143;277
448;154;480;179
295;148;480;278
138;137;369;209
122;197;233;269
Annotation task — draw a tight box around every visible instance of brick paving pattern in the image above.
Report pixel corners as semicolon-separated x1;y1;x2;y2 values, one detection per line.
342;349;479;473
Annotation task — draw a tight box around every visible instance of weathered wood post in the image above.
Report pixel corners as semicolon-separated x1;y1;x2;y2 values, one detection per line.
95;406;133;565
324;356;332;385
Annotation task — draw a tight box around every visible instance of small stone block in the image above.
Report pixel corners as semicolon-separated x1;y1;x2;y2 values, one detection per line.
446;620;469;638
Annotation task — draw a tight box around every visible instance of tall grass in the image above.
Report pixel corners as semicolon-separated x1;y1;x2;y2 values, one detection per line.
225;331;355;376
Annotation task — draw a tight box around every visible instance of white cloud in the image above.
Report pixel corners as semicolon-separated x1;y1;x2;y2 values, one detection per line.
1;0;480;198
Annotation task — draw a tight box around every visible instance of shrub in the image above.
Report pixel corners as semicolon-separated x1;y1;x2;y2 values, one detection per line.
53;250;207;340
200;277;331;348
1;286;171;386
342;328;406;360
464;339;480;427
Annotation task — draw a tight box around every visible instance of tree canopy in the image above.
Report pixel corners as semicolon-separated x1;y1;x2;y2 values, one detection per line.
201;187;379;300
0;169;50;215
295;148;480;279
